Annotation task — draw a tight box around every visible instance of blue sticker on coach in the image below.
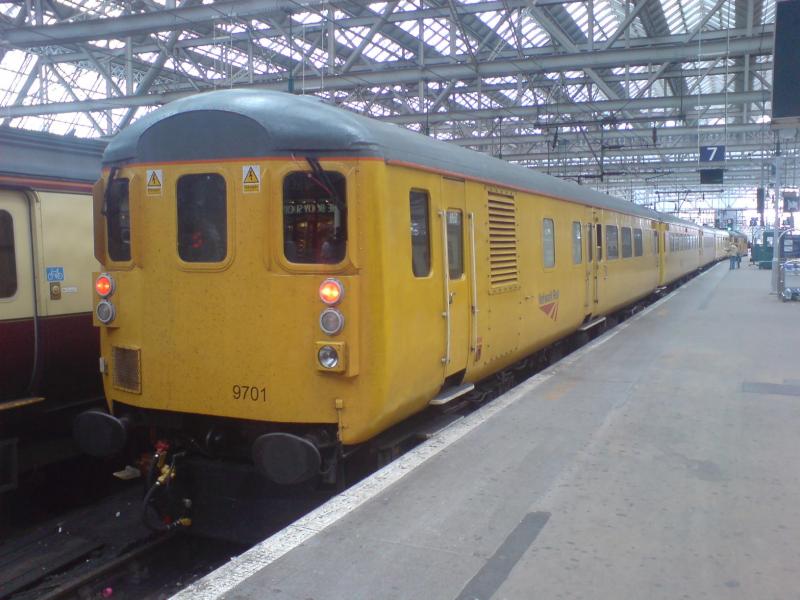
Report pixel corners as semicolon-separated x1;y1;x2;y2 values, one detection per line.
46;267;65;282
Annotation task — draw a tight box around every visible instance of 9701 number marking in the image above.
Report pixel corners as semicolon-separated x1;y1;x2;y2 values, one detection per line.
233;385;267;402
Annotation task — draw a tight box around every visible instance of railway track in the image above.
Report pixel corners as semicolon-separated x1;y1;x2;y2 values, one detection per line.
1;484;248;600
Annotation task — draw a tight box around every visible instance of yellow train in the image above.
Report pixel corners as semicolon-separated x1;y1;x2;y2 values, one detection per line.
74;89;729;486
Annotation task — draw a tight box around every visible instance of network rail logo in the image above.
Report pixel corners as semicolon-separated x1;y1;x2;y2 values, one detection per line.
538;289;560;321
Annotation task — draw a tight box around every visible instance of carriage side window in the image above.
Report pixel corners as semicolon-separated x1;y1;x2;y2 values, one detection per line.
586;223;593;262
410;191;431;277
0;210;17;298
543;218;555;268
621;227;632;258
572;221;582;264
606;225;619;259
177;173;227;263
653;231;658;254
106;178;131;262
634;228;643;257
446;210;464;279
283;171;346;264
596;224;603;260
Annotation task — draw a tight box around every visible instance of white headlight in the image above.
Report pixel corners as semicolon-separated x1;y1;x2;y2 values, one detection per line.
96;299;116;324
319;308;345;336
318;345;339;369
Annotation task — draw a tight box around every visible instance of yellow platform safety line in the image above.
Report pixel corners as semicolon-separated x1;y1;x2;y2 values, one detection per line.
0;397;45;411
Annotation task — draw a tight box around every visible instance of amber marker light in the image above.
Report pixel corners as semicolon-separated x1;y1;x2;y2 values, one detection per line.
95;273;115;298
319;278;344;305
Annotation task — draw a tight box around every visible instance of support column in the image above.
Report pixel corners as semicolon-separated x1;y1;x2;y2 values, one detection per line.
771;154;782;293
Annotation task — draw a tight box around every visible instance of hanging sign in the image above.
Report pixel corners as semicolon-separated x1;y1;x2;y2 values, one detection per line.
242;165;261;193
700;145;725;162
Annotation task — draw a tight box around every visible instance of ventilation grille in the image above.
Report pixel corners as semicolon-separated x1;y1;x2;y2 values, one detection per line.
112;346;141;394
488;196;519;289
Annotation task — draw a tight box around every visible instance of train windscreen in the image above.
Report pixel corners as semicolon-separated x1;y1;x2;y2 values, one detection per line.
283;171;346;264
177;173;227;263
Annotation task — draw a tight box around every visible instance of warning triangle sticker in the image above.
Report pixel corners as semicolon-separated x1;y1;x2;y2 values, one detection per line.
147;171;161;187
243;167;259;184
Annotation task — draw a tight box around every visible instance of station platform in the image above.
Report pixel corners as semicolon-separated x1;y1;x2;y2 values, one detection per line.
177;261;800;600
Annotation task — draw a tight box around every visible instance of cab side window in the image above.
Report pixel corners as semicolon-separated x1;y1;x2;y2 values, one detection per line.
410;191;431;276
106;178;131;262
177;173;227;263
283;171;346;264
0;210;16;298
446;210;464;279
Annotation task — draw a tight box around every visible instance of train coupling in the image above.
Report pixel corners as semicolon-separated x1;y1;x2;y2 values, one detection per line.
142;446;193;532
72;410;128;457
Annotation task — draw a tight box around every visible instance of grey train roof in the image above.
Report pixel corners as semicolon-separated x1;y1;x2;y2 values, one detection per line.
105;88;697;227
0;128;105;183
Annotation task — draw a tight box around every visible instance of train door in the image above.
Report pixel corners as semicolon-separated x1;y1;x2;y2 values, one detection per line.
584;221;595;311
0;190;36;403
592;210;603;309
440;177;469;380
657;225;666;286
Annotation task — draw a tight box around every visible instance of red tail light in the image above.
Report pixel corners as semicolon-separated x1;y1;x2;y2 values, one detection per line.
95;273;115;297
319;278;344;305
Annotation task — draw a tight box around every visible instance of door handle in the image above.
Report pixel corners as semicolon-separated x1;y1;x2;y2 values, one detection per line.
449;291;455;304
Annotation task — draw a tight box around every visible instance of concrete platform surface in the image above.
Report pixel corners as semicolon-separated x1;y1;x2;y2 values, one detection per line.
177;263;800;600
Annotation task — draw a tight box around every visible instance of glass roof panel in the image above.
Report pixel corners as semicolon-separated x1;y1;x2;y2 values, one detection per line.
0;0;778;190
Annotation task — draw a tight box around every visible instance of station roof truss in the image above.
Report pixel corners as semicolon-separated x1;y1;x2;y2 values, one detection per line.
0;0;791;209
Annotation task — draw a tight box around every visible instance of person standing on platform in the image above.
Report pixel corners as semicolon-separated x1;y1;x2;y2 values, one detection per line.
726;241;738;270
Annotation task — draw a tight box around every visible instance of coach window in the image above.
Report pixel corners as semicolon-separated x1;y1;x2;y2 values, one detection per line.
0;210;16;298
410;191;431;276
621;227;632;258
653;231;659;254
634;228;643;257
586;224;593;262
606;225;619;259
595;224;603;260
543;218;555;268
283;171;346;264
178;173;227;263
446;210;464;278
105;177;131;262
572;221;582;264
